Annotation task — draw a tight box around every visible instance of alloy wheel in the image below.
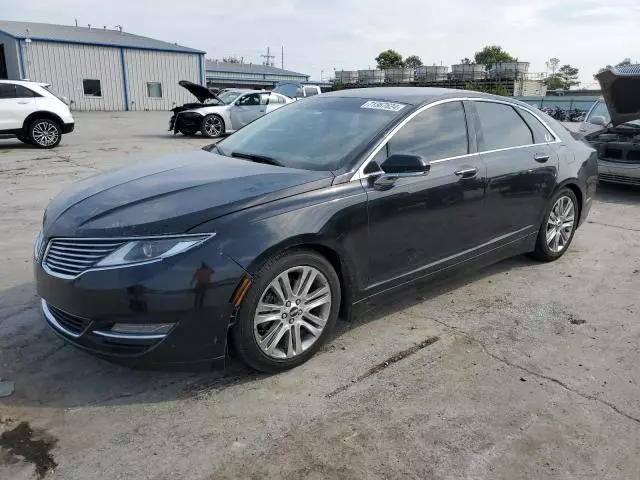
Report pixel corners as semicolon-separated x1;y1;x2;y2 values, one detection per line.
32;120;60;147
204;116;223;137
254;266;332;359
546;195;575;253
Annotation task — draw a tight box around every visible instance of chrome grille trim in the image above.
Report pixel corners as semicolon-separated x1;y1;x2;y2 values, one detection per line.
41;299;91;338
43;238;126;278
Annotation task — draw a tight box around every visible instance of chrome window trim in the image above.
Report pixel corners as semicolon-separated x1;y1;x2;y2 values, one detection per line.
350;97;561;181
41;233;215;280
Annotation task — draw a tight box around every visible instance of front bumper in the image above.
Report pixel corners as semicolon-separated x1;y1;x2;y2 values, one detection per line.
62;122;75;134
169;112;203;134
598;160;640;186
35;242;247;370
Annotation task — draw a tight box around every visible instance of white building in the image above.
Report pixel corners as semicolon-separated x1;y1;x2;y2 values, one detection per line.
0;20;205;111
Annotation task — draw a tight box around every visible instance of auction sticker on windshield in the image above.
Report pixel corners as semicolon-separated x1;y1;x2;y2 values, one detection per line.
360;101;406;112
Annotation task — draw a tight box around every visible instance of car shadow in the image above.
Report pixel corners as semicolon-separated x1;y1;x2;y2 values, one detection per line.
0;255;537;410
0;138;34;150
595;182;639;206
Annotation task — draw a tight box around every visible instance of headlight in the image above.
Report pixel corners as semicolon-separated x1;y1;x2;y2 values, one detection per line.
34;231;44;261
95;234;213;268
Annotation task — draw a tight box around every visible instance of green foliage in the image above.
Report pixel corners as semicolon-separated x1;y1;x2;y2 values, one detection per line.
403;55;423;69
375;49;404;69
460;58;472;65
474;45;516;69
222;56;241;64
545;64;580;90
464;82;510;96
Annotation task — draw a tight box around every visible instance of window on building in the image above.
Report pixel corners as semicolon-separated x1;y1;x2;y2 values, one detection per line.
388;101;469;162
475;101;533;151
83;79;102;97
147;82;162;98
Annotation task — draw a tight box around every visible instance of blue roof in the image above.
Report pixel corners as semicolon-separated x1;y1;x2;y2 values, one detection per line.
205;60;308;78
0;20;204;54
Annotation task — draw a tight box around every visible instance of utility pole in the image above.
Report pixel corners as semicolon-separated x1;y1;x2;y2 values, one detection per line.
281;45;284;70
261;47;275;67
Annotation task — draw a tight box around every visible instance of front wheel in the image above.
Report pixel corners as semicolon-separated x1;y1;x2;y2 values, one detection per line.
232;250;341;373
29;118;61;148
530;188;579;262
201;114;225;138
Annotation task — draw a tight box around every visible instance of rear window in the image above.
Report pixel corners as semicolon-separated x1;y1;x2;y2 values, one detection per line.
475;101;533;151
303;86;319;97
518;108;554;143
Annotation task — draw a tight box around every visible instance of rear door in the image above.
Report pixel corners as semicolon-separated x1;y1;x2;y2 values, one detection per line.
363;100;487;288
0;83;37;131
470;100;559;243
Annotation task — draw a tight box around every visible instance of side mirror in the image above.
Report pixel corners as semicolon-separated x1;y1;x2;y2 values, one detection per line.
589;115;608;126
373;154;429;190
380;154;430;176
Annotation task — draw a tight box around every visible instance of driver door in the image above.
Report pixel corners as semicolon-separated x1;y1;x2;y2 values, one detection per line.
230;93;268;129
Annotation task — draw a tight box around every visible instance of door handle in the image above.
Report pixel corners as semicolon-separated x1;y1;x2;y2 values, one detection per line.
533;153;550;163
17;101;30;104
259;109;265;113
454;166;478;178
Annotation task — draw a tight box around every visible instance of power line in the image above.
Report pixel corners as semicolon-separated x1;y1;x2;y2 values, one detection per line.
261;47;275;67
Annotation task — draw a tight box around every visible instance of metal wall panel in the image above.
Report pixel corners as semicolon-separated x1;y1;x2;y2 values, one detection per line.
123;50;200;111
25;41;124;110
0;32;21;79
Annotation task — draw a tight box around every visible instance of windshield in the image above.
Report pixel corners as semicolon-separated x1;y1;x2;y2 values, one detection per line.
217;91;243;104
214;96;408;171
588;100;640;127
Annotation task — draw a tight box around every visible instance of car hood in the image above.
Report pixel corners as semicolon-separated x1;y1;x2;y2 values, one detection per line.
43;151;334;238
179;80;219;103
596;65;640;126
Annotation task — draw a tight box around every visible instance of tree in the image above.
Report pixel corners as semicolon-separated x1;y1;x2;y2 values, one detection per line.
474;45;516;69
222;56;241;64
403;55;423;69
460;58;472;65
545;57;560;76
616;58;632;67
557;64;580;89
375;49;404;70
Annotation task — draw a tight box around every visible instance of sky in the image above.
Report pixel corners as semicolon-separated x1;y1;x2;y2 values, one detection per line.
3;0;640;87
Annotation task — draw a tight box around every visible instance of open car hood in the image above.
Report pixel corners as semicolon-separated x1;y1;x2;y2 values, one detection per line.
596;65;640;126
179;80;219;103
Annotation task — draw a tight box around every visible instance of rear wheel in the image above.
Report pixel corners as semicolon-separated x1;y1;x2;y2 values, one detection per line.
201;114;225;138
530;188;578;261
29;118;61;148
232;250;341;373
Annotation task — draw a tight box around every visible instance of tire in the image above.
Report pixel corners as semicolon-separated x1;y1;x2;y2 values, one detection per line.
232;249;341;373
16;134;31;145
28;118;61;149
201;114;225;138
179;127;198;136
530;188;579;262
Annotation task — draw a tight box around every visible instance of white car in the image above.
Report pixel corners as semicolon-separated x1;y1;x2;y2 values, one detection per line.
169;81;293;138
0;80;75;148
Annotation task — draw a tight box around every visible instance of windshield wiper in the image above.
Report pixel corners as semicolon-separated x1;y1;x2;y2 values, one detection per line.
231;151;283;167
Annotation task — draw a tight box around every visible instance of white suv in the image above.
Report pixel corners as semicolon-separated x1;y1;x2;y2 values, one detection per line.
0;80;75;148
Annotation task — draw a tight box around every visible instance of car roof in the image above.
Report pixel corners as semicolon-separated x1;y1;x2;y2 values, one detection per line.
321;87;507;106
0;79;50;87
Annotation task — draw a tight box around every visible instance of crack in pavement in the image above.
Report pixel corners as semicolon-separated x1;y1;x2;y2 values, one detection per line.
429;318;640;426
326;336;440;398
587;220;640;233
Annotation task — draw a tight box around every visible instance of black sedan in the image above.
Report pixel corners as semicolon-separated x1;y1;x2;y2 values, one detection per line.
34;88;598;372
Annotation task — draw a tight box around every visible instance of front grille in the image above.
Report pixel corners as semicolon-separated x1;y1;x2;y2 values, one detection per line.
43;238;126;277
599;173;640;186
47;303;92;336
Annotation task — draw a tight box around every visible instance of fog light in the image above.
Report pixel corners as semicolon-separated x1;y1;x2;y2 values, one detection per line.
110;323;175;335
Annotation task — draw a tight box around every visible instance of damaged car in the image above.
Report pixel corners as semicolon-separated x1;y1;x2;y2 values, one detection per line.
169;81;292;138
579;65;640;186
